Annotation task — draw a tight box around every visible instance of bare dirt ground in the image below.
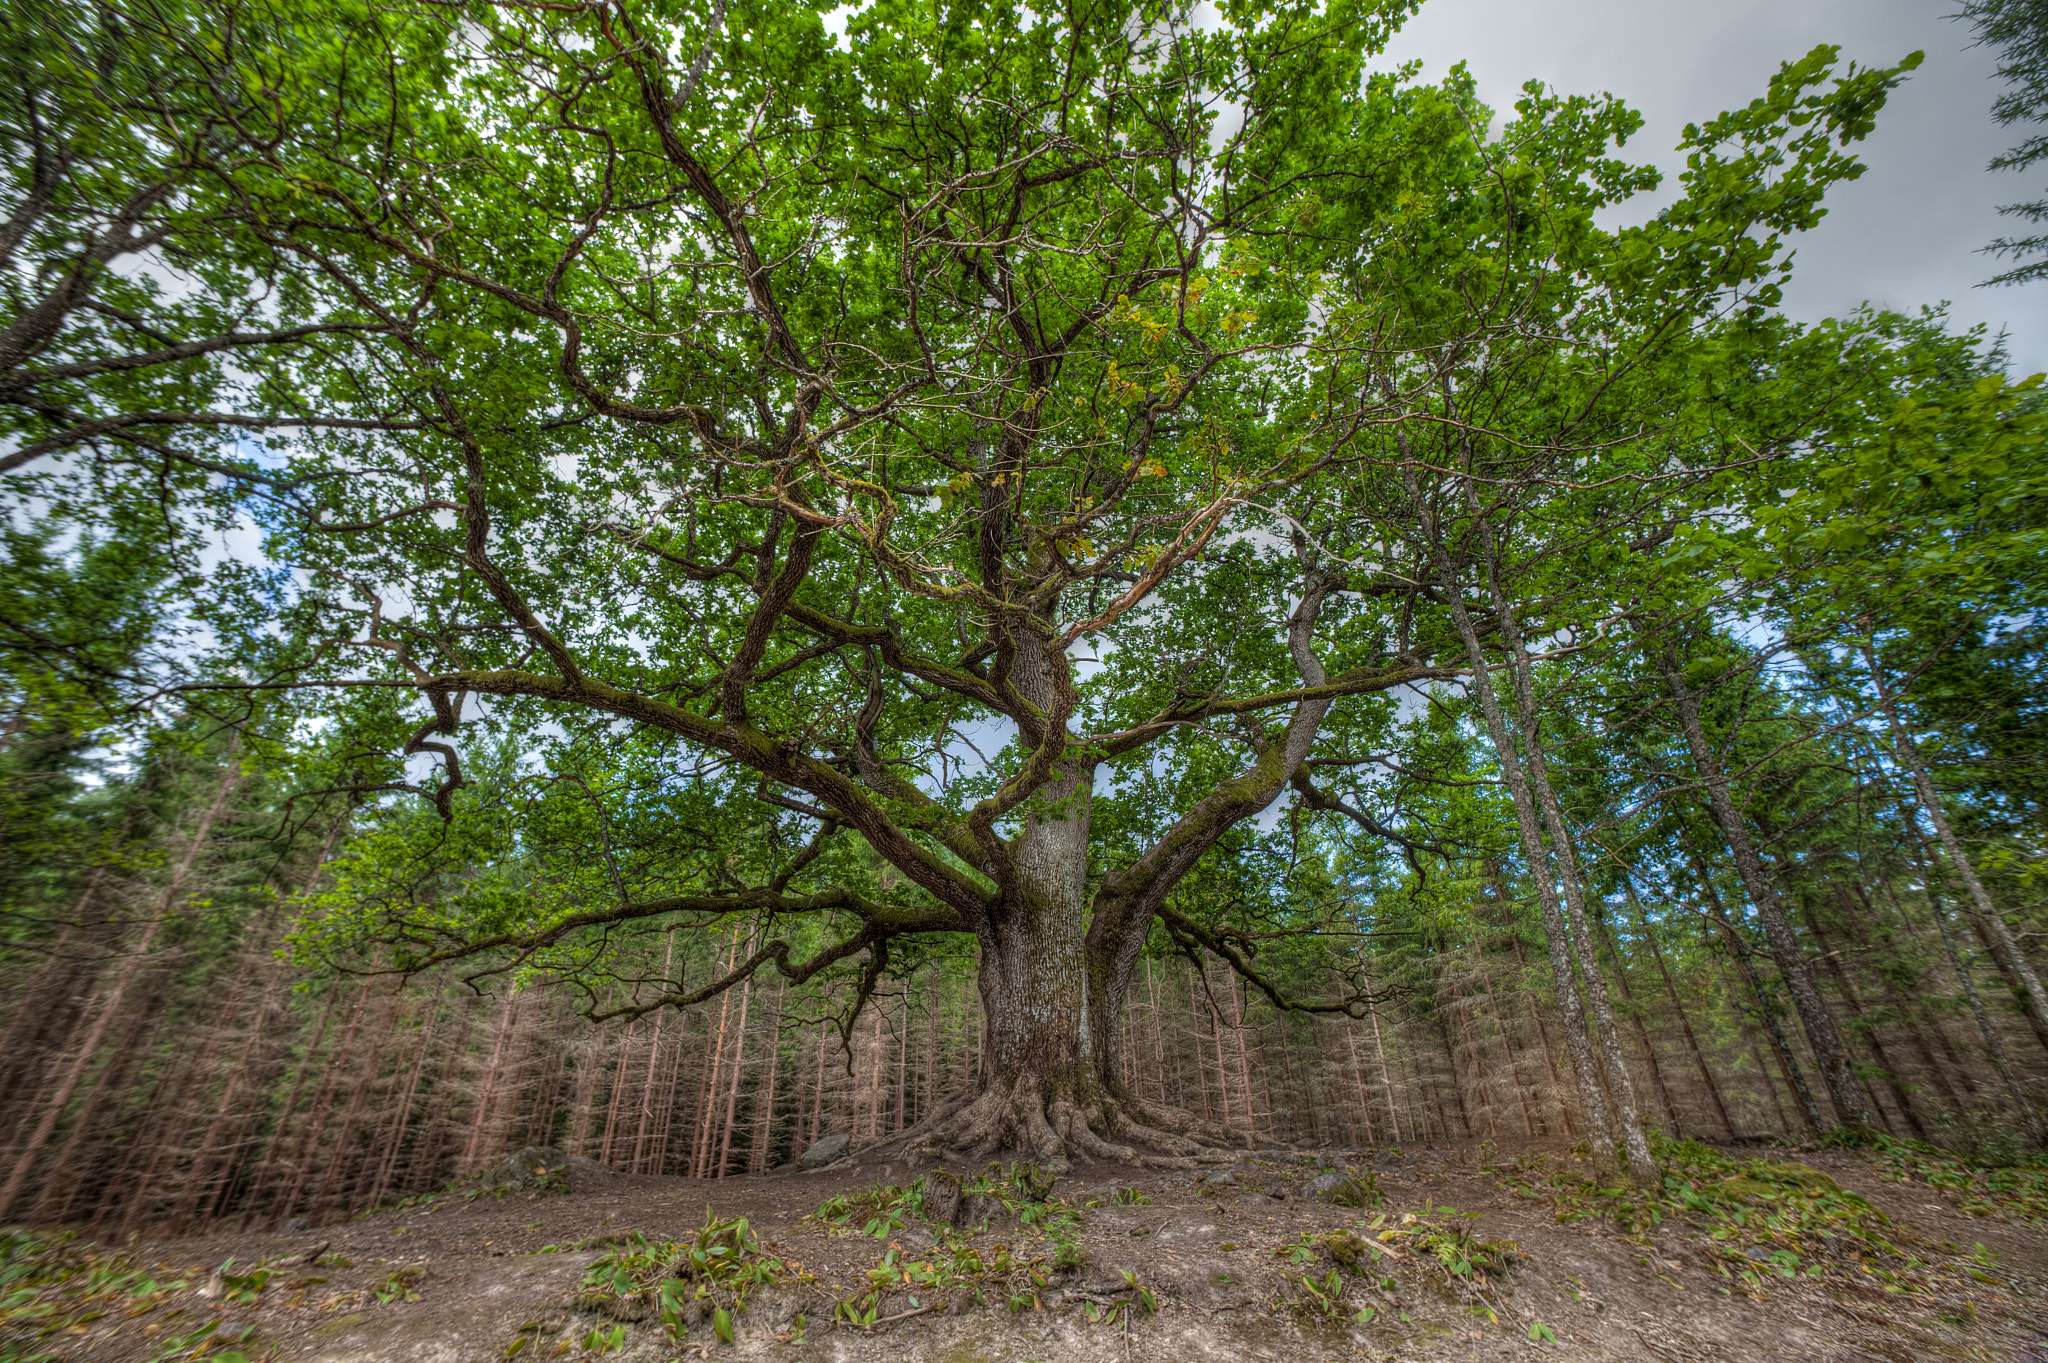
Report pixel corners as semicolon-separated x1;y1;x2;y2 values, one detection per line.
29;1135;2048;1363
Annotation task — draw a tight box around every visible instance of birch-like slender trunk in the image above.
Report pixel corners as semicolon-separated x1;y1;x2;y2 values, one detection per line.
1656;648;1878;1132
1864;645;2048;1060
1463;491;1656;1181
1401;456;1631;1177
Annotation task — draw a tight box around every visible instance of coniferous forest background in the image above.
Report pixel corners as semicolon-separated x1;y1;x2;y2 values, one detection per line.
4;640;2045;1232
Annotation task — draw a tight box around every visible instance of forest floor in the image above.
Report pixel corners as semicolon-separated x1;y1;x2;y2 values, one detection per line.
10;1133;2048;1363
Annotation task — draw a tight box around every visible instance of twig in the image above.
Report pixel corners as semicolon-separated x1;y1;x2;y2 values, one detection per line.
863;1303;939;1332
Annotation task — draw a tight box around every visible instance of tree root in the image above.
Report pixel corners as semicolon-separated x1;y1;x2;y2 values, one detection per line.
884;1072;1247;1173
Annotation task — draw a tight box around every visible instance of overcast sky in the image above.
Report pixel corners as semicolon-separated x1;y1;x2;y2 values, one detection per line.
1370;0;2044;374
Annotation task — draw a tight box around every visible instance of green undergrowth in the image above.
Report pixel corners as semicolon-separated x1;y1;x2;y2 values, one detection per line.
809;1163;1147;1330
814;1161;1082;1261
1865;1135;2048;1227
0;1229;271;1362
832;1238;1156;1330
814;1182;920;1240
572;1210;797;1346
1487;1136;2000;1298
1270;1206;1522;1332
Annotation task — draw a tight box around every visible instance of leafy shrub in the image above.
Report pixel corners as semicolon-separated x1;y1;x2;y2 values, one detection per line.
575;1210;791;1342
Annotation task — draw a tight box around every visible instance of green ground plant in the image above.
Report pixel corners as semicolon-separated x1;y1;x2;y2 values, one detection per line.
1369;1207;1520;1326
574;1211;793;1344
1866;1134;2048;1226
810;1165;1124;1330
1273;1207;1520;1329
370;1266;424;1305
813;1184;916;1241
1486;1136;2015;1300
0;1230;269;1362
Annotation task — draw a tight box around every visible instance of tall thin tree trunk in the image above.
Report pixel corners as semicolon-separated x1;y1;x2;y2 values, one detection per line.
463;991;521;1174
1508;935;1576;1136
1844;882;1966;1116
1462;492;1653;1179
1806;906;1921;1139
715;971;753;1178
749;978;787;1174
692;938;739;1175
1865;646;2048;1059
1657;649;1877;1132
1476;955;1536;1137
1907;830;2043;1138
1228;971;1259;1136
1627;880;1736;1140
173;950;291;1227
1591;910;1680;1135
631;931;677;1173
599;1017;634;1166
1364;974;1401;1143
1404;455;1633;1175
1697;879;1822;1136
893;993;909;1134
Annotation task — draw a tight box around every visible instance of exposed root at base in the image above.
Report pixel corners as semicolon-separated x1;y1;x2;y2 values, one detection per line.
879;1072;1250;1173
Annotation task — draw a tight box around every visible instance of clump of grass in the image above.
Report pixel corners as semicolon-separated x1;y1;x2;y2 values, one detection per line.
0;1230;271;1362
574;1209;795;1345
813;1182;918;1240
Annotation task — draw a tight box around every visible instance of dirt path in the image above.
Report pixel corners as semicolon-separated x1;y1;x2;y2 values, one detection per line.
35;1138;2048;1362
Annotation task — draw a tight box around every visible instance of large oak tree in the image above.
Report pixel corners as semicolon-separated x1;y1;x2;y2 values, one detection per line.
4;0;1917;1168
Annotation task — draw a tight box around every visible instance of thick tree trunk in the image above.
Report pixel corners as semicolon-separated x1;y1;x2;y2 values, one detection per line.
888;544;1366;1169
